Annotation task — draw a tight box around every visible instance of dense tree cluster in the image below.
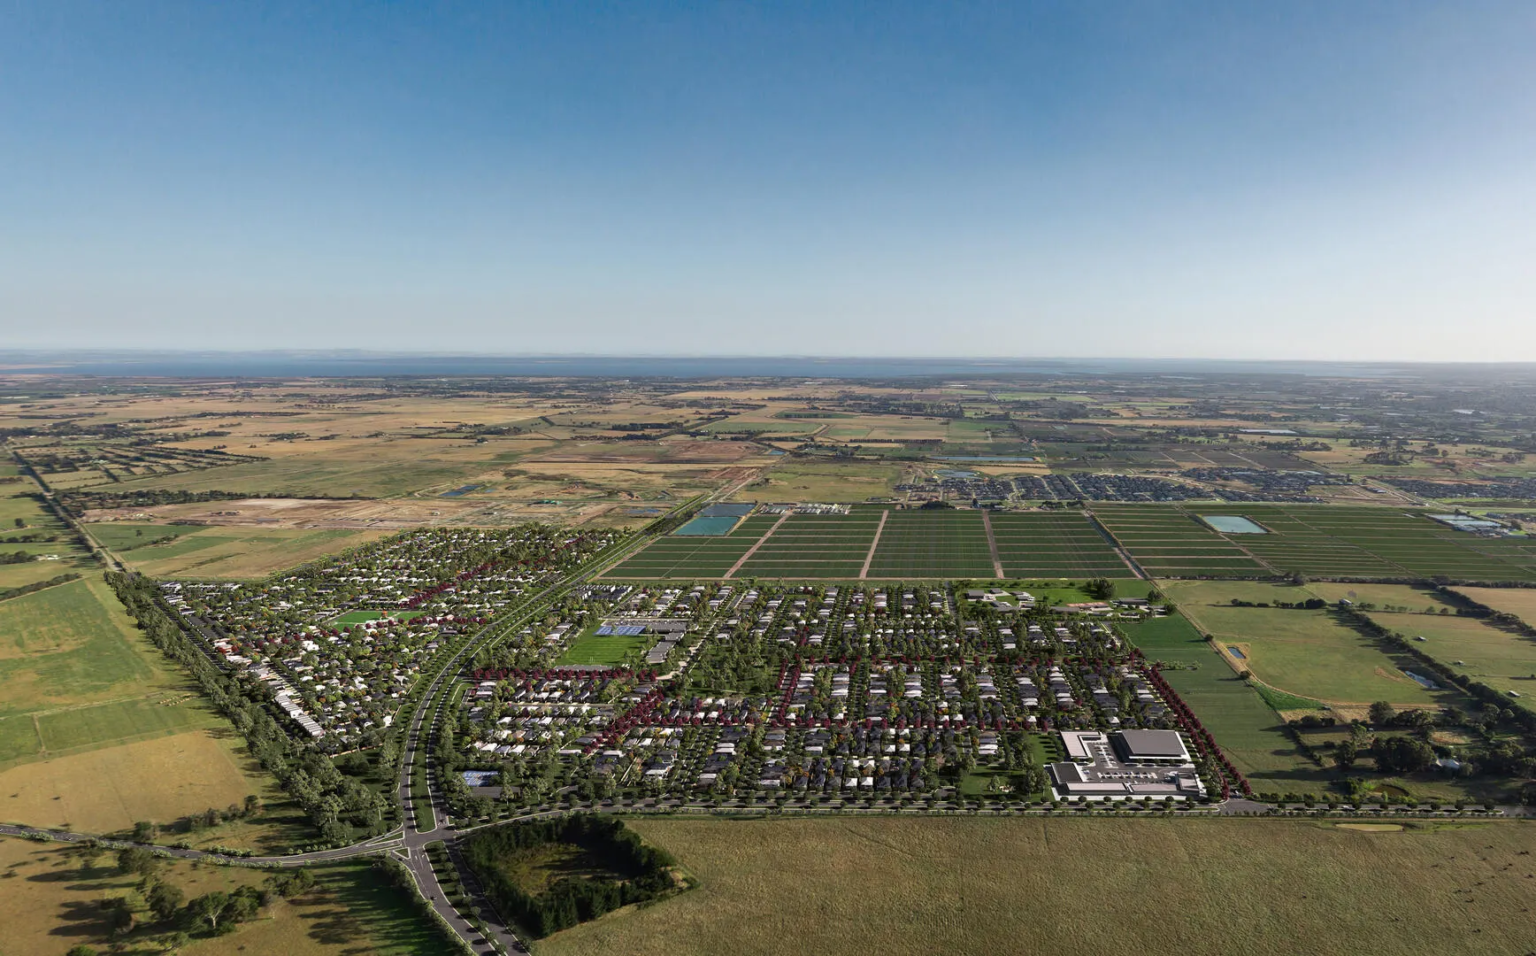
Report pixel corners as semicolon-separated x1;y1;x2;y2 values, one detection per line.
463;815;675;938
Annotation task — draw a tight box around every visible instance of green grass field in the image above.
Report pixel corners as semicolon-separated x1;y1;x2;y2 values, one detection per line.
1453;586;1536;627
537;817;1536;956
80;521;203;552
0;573;303;841
1366;611;1536;705
1122;613;1327;791
1160;581;1443;707
0;478;94;588
556;628;655;665
107;526;386;579
0;576;165;722
35;696;221;755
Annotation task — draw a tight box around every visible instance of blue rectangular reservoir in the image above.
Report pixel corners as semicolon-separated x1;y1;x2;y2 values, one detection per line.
1202;515;1268;534
674;515;742;536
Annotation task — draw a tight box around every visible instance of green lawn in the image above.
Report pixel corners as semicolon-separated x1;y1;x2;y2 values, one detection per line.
557;629;655;665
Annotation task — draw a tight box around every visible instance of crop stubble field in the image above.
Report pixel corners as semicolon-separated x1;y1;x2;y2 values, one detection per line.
537;817;1536;956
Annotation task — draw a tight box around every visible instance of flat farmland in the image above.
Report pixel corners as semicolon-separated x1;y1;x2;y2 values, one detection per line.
1094;506;1270;577
93;449;490;498
1304;582;1458;612
866;510;996;578
79;521;202;552
0;577;168;720
1249;507;1536;581
1187;506;1406;578
734;459;907;502
607;504;1536;583
101;526;389;578
614;509;1166;580
1122;614;1326;792
0;574;299;843
606;516;776;578
1161;581;1446;709
606;536;757;578
1095;504;1536;583
538;817;1536;956
988;512;1129;577
0;729;272;836
1366;611;1536;705
0;474;93;585
735;511;882;578
1454;585;1536;625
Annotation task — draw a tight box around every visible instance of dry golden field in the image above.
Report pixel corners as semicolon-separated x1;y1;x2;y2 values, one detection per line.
1454;586;1536;627
0;837;437;956
538;817;1536;956
0;731;275;838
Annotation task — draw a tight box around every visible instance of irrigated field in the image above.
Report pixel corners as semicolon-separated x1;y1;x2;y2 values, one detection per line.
612;509;1119;580
606;516;775;578
989;512;1128;577
1092;505;1536;583
537;817;1536;956
737;510;883;578
610;506;1536;582
1186;505;1536;582
864;510;994;578
1094;505;1270;577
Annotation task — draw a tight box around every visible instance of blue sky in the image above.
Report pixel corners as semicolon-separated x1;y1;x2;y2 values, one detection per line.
3;2;1533;360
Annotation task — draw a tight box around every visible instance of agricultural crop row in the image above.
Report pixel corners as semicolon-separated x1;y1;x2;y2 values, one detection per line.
611;504;1536;582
